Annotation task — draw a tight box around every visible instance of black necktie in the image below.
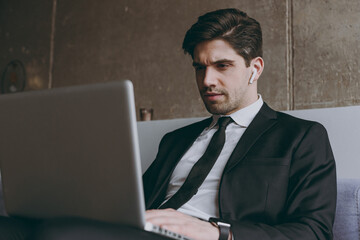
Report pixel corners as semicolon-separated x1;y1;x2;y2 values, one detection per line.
159;117;233;210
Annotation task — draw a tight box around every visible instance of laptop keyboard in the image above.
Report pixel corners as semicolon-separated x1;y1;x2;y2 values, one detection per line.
145;222;193;240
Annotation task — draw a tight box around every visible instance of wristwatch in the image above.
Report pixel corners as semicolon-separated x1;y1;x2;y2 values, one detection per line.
209;217;231;240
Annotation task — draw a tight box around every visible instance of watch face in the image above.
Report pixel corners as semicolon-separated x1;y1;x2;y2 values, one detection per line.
1;60;26;94
209;217;231;225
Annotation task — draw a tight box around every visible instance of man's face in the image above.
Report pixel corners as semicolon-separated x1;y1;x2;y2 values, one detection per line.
193;39;258;115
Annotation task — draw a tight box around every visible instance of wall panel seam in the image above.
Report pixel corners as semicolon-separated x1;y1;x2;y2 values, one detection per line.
286;0;295;110
48;0;57;89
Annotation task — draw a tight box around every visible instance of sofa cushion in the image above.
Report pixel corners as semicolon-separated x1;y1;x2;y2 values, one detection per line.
333;178;360;240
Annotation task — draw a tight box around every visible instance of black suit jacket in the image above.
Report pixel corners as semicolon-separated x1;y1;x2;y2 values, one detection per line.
143;103;337;239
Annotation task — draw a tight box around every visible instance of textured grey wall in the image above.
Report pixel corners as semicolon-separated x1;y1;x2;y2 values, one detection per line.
293;1;360;108
1;0;359;120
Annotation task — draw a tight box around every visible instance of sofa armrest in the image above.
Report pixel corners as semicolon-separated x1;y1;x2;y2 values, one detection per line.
333;178;360;240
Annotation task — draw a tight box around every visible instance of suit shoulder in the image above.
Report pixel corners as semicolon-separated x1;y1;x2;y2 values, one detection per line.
275;111;328;133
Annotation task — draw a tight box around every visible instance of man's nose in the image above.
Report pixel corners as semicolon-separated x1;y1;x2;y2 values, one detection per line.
202;67;217;87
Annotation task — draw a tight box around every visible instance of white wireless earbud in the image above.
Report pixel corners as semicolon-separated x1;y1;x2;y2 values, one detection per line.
249;69;257;84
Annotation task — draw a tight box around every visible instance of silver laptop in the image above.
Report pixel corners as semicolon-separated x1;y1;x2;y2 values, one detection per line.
0;80;191;240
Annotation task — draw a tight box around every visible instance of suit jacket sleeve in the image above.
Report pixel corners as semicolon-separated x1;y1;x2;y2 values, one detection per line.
228;122;336;240
143;132;172;207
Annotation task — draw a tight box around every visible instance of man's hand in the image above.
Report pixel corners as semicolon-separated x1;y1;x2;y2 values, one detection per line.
145;208;220;240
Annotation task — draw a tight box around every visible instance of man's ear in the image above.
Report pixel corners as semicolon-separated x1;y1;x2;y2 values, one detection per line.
250;57;264;83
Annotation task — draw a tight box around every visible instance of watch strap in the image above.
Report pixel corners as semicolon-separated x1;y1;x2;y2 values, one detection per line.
209;218;231;240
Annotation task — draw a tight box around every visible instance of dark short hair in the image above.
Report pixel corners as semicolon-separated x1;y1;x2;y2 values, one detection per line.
182;8;262;67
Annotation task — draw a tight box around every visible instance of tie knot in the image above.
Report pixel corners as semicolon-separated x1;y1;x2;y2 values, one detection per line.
218;117;233;129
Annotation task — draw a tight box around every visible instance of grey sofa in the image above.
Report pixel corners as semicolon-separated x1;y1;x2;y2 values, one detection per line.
1;105;360;239
334;178;360;239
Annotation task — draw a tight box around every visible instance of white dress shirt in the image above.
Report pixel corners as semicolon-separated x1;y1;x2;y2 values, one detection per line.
162;96;264;220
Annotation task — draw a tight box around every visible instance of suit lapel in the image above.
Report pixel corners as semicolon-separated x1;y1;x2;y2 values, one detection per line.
161;118;212;178
147;117;212;209
224;103;278;173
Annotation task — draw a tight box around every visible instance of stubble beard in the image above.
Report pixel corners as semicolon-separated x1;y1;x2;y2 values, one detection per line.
200;88;237;115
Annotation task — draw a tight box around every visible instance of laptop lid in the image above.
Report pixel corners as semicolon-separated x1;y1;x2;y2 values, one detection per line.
0;80;146;228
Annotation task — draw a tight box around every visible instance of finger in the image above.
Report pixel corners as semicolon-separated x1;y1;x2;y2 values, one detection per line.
146;209;196;226
145;209;180;220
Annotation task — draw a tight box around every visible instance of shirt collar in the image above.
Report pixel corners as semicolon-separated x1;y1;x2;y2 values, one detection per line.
209;94;264;129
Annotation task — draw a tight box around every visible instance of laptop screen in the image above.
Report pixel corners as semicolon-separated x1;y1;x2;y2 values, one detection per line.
0;80;146;228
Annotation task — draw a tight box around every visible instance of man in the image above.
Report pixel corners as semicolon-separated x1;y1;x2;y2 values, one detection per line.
0;8;336;240
144;8;336;240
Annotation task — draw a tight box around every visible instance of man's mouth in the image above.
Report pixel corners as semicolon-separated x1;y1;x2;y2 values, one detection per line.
203;92;224;101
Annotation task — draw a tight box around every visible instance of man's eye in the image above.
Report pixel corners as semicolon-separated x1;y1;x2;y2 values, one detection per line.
217;63;230;69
